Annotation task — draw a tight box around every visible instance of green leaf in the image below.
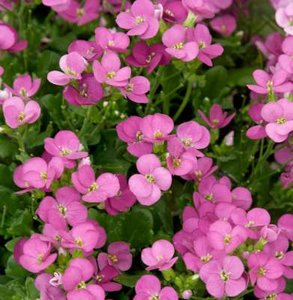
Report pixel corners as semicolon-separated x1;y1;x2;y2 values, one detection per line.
115;273;147;288
5;256;30;279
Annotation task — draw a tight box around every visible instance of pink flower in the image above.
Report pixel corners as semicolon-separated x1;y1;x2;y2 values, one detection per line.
37;187;87;228
47;52;87;86
116;0;159;39
247;70;293;95
166;137;197;176
246;103;267;140
35;273;66;300
207;220;247;253
129;154;172;206
231;207;271;239
63;74;104;106
118;76;150;103
198;104;235;129
161;0;188;23
58;0;100;26
176;121;210;150
42;0;70;12
140;113;174;143
105;174;136;216
275;144;293;164
0;22;27;52
278;36;293;75
276;3;293;35
71;165;120;203
5;74;41;99
134;274;178;300
44;130;88;166
162;24;199;62
182;0;215;20
248;252;284;291
126;41;171;73
261;98;293;143
18;235;57;273
210;14;237;37
187;24;224;66
200;256;247;299
98;242;132;272
95;27;130;53
231;187;253;210
183;236;225;272
3;97;41;128
193;176;232;206
141;239;178;271
116;116;153;157
62;222;101;253
93;52;131;87
13;157;64;191
62;258;105;300
68;39;102;61
278;214;293;241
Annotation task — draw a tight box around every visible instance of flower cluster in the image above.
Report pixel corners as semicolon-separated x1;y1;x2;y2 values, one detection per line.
174;175;293;299
117;113;212;205
0;72;41;128
247;4;293;189
13;130;135;299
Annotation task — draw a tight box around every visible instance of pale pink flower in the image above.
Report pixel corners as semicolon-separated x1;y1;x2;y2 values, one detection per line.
129;154;172;205
276;3;293;35
142;239;178;271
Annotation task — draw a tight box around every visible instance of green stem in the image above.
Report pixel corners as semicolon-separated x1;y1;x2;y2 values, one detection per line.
173;80;193;122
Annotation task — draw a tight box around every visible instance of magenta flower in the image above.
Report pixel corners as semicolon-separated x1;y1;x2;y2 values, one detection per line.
278;36;293;75
231;187;253;210
62;258;105;300
129;154;172;206
231;207;270;239
63;74;104;106
276;3;293;35
3;97;41;129
183;236;225;272
176;121;210;150
142;239;178;271
246;103;267;140
18;235;57;273
105;174;136;216
162;24;199;62
162;0;188;23
134;274;178;300
275;144;293;164
13;157;64;191
62;222;101;253
116;0;159;39
93;52;131;87
119;76;150;103
47;52;87;86
210;14;237;37
193;176;232;206
42;0;70;12
116;116;153;157
207;220;247;253
261;98;293;143
68;39;102;61
95;27;130;53
5;74;41;99
0;22;27;52
200;256;247;299
58;0;100;26
35;273;66;300
248;252;284;291
71;165;120;203
198;104;235;129
166;137;197;176
182;0;215;20
44;130;88;166
247;70;293;95
187;24;224;66
126;41;171;74
98;242;132;272
140;113;174;143
37;187;87;228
